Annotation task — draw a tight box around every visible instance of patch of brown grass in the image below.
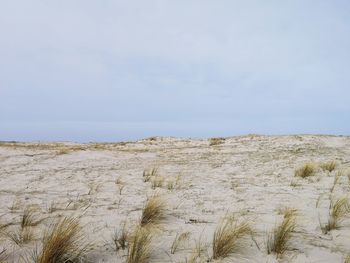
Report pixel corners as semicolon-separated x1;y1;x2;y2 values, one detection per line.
295;163;317;178
140;195;167;227
212;217;251;260
35;217;87;263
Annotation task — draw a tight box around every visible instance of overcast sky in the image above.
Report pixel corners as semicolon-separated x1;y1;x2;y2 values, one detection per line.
1;1;349;142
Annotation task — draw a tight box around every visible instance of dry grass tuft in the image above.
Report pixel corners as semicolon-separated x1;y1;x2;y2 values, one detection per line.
212;217;251;260
5;226;34;245
209;137;225;146
143;167;158;183
171;231;191;254
35;217;87;263
320;161;337;172
22;207;41;228
295;163;317;178
127;227;153;263
151;176;164;189
267;210;297;256
322;197;350;233
140;195;167;227
344;255;350;263
112;221;129;251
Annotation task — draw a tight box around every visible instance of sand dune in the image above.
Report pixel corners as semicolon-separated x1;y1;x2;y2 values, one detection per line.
0;135;350;262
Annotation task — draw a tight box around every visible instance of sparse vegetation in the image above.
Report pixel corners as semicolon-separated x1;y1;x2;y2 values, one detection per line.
127;227;153;263
209;137;225;146
295;163;317;178
267;209;297;256
34;217;87;263
5;226;33;245
171;231;191;254
140;195;167;227
112;221;129;251
330;171;343;192
21;207;41;228
143;167;158;183
320;161;337;172
322;197;350;234
212;217;251;260
151;176;164;189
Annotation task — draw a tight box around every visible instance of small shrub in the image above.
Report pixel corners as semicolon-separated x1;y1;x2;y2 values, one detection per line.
295;163;317;178
212;217;251;260
267;210;297;256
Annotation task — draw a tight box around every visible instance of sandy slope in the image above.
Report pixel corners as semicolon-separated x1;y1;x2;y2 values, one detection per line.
0;135;350;262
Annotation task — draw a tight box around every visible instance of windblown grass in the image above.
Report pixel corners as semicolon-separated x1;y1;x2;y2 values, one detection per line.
21;207;41;228
140;195;167;227
212;217;251;260
34;217;87;263
295;163;317;178
267;209;297;256
127;227;153;263
322;197;350;234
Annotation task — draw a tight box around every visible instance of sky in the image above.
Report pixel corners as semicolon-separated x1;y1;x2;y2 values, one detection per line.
1;1;350;142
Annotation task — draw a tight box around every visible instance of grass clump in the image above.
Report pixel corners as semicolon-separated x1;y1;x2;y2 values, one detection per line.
212;217;251;260
112;221;129;251
322;197;350;234
5;226;33;245
295;163;317;178
143;167;158;183
34;217;87;263
267;209;297;256
151;176;164;189
140;195;167;227
320;161;337;172
127;227;153;263
171;231;191;254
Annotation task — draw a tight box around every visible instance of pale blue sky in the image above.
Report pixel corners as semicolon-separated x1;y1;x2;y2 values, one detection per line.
1;1;349;142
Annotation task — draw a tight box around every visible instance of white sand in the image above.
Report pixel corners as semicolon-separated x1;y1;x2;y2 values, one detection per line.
0;135;350;262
